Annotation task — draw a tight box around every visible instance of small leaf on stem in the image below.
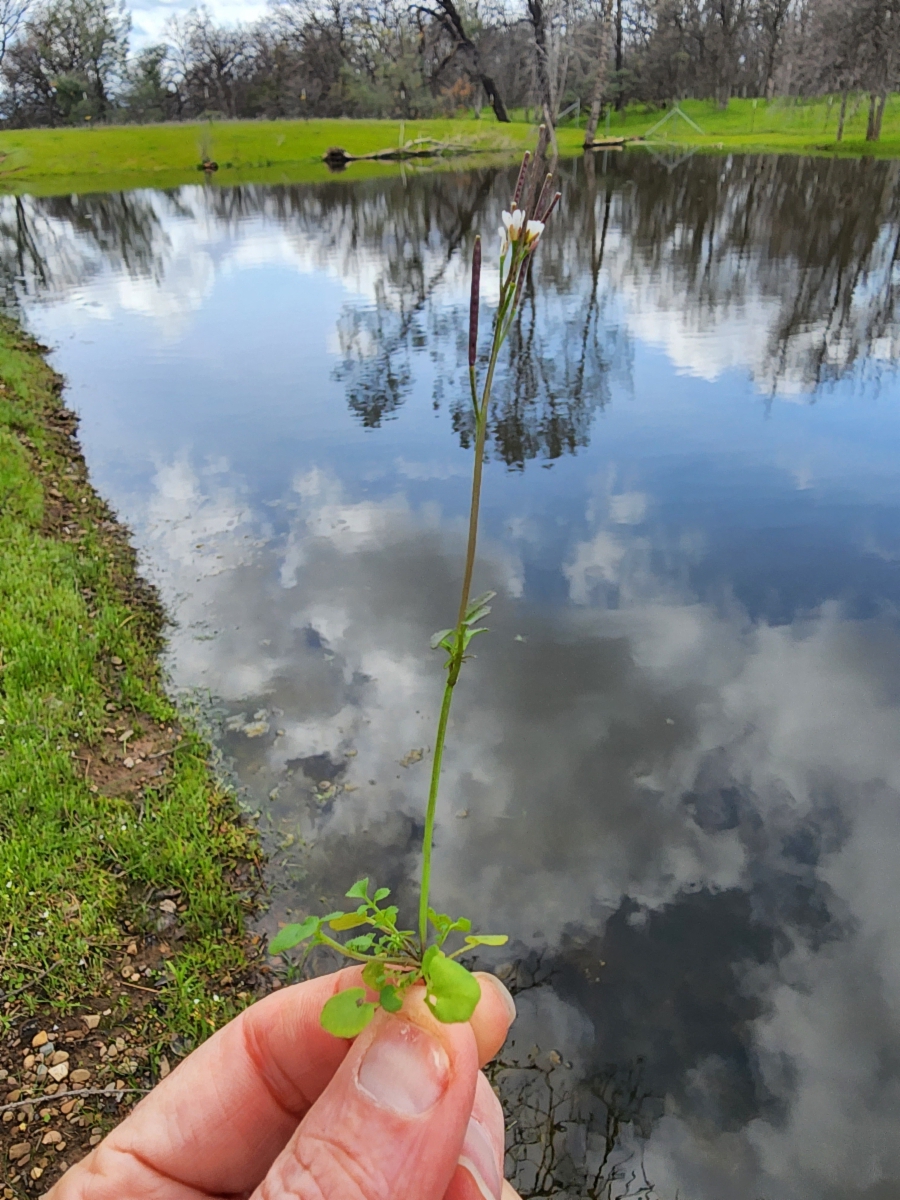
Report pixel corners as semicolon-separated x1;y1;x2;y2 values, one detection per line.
330;912;370;931
430;628;454;650
464;934;509;947
346;878;369;900
380;985;403;1013
423;950;482;1023
320;988;376;1038
269;916;319;955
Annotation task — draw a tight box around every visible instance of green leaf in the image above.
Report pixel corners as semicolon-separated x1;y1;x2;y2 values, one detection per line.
269;916;319;955
380;985;403;1013
464;604;492;626
428;909;451;934
362;960;386;991
423;951;482;1023
430;628;454;650
464;934;509;947
345;933;376;952
330;912;370;931
374;887;391;902
451;917;472;933
320;988;377;1038
465;590;496;620
346;878;370;900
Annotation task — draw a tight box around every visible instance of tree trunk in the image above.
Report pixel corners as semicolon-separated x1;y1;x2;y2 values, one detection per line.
836;90;848;142
866;90;878;141
614;0;623;109
527;0;558;150
433;0;511;121
479;72;509;122
874;88;888;141
583;0;615;148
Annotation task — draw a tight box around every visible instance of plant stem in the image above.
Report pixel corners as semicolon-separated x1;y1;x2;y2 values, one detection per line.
419;677;455;945
418;312;507;949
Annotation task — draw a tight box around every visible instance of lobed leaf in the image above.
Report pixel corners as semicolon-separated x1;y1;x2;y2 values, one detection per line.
346;878;370;900
380;984;403;1013
320;988;376;1038
422;949;482;1023
269;916;319;955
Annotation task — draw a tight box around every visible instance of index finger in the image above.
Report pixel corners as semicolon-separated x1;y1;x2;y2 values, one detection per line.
51;966;515;1198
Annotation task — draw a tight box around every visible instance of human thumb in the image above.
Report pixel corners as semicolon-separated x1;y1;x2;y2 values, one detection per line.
253;987;480;1200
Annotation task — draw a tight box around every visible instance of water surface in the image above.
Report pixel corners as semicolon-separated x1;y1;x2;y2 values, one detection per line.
7;153;900;1199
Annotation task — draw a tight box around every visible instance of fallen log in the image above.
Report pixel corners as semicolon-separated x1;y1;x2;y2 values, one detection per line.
324;139;477;168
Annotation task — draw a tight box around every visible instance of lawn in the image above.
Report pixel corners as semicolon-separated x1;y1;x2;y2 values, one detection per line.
2;95;899;197
0;317;265;1194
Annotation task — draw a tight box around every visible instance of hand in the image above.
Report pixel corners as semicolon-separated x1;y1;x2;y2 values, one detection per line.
47;965;523;1200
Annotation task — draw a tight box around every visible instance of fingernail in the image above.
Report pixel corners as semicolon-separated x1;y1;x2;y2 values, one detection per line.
458;1116;503;1200
477;972;517;1024
357;1020;449;1115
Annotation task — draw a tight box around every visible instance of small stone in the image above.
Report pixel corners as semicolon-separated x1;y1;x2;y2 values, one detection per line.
23;1055;35;1070
130;973;140;982
5;1088;21;1103
126;942;137;956
123;757;135;769
49;1051;69;1067
48;1062;69;1082
105;1045;118;1059
455;809;469;818
344;749;357;757
110;656;123;666
82;1014;101;1031
120;964;133;979
548;1050;562;1065
39;1042;55;1057
159;899;177;914
8;1143;29;1160
69;1069;91;1084
56;1142;67;1152
158;1057;171;1079
30;1167;43;1180
89;1135;101;1146
60;1099;77;1113
31;1031;48;1048
42;1131;62;1145
115;1037;126;1051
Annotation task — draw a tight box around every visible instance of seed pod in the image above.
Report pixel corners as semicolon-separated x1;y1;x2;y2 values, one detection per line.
468;235;481;368
512;151;530;209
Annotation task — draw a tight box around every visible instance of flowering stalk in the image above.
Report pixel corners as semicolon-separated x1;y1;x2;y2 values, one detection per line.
419;145;561;946
270;139;560;1039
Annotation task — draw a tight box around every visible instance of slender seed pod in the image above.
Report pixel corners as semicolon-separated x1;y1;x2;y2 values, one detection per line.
539;191;562;224
512;151;530;209
532;172;553;223
468;236;481;368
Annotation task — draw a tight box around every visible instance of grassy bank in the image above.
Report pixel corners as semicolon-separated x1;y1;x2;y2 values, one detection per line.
0;317;265;1195
1;95;899;197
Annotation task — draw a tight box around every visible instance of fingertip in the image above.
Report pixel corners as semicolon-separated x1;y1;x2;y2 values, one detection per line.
471;972;516;1065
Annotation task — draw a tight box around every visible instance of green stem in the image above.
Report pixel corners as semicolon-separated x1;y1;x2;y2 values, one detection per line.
419;678;455;946
418;303;510;950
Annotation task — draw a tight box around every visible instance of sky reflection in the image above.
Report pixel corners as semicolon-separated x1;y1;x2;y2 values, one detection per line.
10;153;900;1198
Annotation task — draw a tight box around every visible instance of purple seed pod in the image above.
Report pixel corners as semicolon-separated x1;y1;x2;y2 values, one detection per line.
468;235;481;368
532;172;553;223
539;191;562;224
512;152;530;209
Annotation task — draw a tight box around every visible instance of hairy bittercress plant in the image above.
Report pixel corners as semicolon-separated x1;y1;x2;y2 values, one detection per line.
270;137;561;1038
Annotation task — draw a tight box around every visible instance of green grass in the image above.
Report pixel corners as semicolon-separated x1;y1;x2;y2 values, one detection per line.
2;96;900;197
0;317;260;1045
574;94;900;158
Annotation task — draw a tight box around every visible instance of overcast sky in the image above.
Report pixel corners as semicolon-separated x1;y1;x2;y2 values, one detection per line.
128;0;267;46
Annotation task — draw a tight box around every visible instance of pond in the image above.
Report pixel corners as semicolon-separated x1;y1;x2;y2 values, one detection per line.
6;150;900;1199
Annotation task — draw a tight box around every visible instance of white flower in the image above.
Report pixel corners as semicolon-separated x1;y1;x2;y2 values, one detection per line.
525;219;545;245
501;209;526;241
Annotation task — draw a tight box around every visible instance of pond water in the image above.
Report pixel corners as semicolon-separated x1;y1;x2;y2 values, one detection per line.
6;151;900;1199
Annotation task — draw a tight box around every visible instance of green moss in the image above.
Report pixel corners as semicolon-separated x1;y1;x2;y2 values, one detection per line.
0;316;260;1044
